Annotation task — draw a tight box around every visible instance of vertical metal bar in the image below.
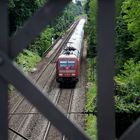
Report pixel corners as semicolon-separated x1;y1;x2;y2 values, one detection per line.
0;0;8;140
97;0;116;140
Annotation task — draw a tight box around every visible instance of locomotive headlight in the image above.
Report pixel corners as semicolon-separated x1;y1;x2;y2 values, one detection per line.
72;73;76;76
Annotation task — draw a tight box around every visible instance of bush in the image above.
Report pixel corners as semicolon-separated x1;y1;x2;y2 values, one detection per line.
30;27;54;57
115;59;140;113
16;49;41;72
85;84;97;140
115;59;140;138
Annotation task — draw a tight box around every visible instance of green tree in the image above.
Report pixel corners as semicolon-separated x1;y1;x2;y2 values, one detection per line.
30;27;54;56
85;0;97;58
52;2;82;38
121;0;140;60
115;59;140;137
9;0;45;33
84;0;90;15
115;0;140;137
116;0;125;16
116;16;133;71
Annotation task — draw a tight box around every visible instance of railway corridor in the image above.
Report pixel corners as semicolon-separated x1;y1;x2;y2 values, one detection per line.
8;21;87;140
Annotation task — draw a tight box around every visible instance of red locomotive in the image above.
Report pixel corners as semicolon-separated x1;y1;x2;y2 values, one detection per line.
56;19;86;83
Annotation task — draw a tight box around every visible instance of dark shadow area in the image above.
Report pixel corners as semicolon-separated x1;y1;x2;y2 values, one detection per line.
116;112;140;138
59;82;76;89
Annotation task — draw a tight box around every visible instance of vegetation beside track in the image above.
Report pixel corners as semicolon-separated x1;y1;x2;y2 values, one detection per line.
85;0;140;138
84;1;97;138
16;50;41;72
85;58;97;140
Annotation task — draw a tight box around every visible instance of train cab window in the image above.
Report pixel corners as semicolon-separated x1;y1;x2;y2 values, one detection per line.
59;60;76;68
68;61;75;67
60;61;67;67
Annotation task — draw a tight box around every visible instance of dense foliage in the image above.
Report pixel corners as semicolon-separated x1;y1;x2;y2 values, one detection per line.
115;60;140;113
115;60;140;137
115;16;133;71
51;3;83;38
122;0;140;60
115;0;140;137
16;50;41;72
9;0;45;34
85;58;97;139
84;0;96;58
85;0;140;139
30;27;54;56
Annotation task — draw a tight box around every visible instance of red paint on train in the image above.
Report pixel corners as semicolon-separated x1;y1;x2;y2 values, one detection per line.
56;18;86;83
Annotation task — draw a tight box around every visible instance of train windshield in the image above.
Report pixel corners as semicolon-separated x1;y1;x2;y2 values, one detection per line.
59;60;76;68
60;61;67;67
68;61;75;67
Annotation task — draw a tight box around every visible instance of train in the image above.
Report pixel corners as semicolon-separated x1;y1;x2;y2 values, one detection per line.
56;18;86;83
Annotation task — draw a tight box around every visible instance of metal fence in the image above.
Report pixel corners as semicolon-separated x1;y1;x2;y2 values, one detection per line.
0;0;139;140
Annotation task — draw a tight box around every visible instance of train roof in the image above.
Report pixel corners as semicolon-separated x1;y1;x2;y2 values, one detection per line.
58;47;80;59
57;19;86;60
58;54;77;59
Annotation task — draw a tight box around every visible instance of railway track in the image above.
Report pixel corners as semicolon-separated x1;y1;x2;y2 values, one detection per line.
9;19;79;114
8;20;81;140
19;87;75;140
17;56;87;140
44;89;74;140
9;18;79;113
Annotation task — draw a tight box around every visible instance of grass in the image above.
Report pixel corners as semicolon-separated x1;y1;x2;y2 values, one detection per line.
9;49;41;92
85;58;97;140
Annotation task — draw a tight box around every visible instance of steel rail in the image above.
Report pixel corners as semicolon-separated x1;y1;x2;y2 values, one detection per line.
9;127;28;140
9;70;59;140
8;16;84;140
32;20;79;84
9;30;65;116
9;49;57;117
63;89;75;140
9;62;56;139
9;97;25;119
9;111;96;116
9;21;80;138
9;50;58;139
43;89;74;140
11;106;33;140
43;90;62;140
43;19;77;56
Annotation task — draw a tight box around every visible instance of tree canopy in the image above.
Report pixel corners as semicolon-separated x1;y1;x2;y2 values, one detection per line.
85;0;140;138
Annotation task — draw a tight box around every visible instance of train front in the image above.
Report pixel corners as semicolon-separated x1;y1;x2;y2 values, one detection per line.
56;55;79;83
56;18;86;83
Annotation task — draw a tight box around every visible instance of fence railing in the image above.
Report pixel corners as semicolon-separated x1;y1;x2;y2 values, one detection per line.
0;0;139;140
